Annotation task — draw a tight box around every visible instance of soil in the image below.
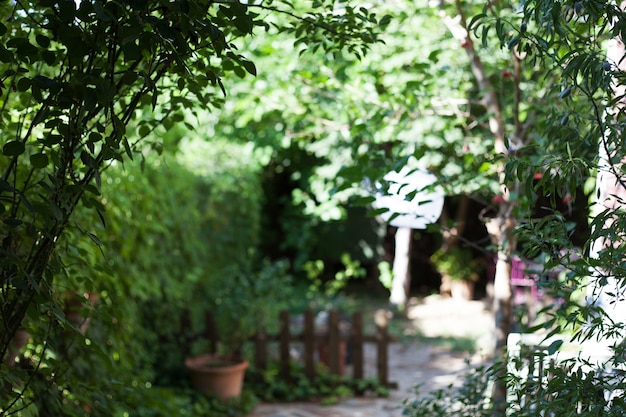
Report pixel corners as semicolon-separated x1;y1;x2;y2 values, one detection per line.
250;295;495;417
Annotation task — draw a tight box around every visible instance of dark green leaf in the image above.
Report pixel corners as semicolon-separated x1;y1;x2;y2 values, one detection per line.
0;178;15;192
87;232;103;247
80;151;96;168
41;50;56;65
123;138;133;160
240;59;257;76
17;77;31;92
3;218;23;227
0;45;13;63
546;339;563;355
3;141;25;156
121;71;139;85
368;207;389;216
30;153;49;168
36;35;50;48
233;65;246;78
58;0;77;21
351;196;376;206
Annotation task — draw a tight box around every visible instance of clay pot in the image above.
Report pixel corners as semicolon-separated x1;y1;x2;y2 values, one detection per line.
450;280;474;301
184;353;249;400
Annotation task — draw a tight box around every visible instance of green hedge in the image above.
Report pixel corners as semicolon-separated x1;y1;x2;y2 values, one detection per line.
38;140;264;414
100;140;263;386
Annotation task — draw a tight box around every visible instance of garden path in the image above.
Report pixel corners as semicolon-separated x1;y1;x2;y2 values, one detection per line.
249;295;495;417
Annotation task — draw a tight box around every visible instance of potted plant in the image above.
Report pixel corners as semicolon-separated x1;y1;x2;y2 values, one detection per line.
430;246;482;300
185;261;292;400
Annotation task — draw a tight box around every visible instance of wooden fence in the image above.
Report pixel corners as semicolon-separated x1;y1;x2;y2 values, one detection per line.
184;309;398;388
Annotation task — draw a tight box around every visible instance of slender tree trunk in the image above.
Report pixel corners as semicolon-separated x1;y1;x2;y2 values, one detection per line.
439;4;521;413
390;227;413;310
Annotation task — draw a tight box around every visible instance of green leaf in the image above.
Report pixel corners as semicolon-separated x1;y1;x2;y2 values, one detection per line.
478;162;491;173
0;45;13;63
36;35;50;48
233;65;246;78
3;141;25;156
41;50;56;65
3;218;23;227
0;178;15;192
58;0;77;21
123;138;133;160
121;71;139;85
87;232;103;247
368;207;389;217
240;59;257;76
17;77;31;92
545;339;563;355
351;195;376;206
30;153;49;168
80;150;96;168
32;75;55;89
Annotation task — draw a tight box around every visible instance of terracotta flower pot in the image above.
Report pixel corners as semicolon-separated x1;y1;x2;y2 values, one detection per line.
184;353;249;400
450;280;474;301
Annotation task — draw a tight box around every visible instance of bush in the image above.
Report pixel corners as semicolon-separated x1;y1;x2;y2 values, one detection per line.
3;140;267;415
93;141;265;387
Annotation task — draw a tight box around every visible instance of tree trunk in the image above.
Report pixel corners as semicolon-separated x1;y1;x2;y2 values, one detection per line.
440;4;520;412
389;227;413;311
485;214;515;413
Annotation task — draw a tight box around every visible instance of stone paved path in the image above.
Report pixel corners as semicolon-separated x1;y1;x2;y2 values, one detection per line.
248;296;495;417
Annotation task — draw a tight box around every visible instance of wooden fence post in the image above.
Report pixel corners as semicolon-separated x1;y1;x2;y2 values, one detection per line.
351;311;364;380
304;310;315;379
181;310;192;357
255;327;267;372
201;308;398;392
206;311;220;354
279;310;290;380
328;310;341;375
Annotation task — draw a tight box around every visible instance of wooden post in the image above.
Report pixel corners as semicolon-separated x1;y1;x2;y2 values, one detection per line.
255;328;267;371
181;310;192;356
352;311;364;380
279;310;290;380
304;310;316;379
206;311;218;354
328;310;341;375
375;309;389;386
